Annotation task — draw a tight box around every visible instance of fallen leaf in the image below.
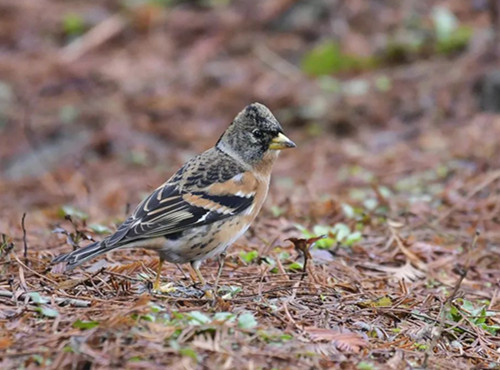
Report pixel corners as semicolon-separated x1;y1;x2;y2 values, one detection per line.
305;327;368;353
0;336;13;350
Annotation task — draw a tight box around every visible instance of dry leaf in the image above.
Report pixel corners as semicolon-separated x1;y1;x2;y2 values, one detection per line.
362;260;426;281
0;336;13;350
305;327;368;353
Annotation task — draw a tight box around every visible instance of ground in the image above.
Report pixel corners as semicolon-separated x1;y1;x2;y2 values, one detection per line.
1;1;500;369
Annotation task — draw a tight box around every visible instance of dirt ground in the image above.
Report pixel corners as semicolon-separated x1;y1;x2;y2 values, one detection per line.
1;1;500;369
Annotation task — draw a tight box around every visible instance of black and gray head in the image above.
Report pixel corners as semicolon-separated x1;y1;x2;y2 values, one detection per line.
216;102;296;166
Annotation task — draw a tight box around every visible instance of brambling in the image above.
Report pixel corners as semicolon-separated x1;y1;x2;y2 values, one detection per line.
53;103;295;291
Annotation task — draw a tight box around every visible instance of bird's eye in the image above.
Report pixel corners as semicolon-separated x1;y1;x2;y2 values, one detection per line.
252;129;264;139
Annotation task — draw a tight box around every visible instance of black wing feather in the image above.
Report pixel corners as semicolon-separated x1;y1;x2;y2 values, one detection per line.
105;183;254;248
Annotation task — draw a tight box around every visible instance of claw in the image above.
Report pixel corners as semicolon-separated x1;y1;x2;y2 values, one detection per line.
154;282;177;293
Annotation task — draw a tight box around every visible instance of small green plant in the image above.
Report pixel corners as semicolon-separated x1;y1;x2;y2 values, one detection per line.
59;205;88;221
89;223;112;234
238;312;258;330
257;330;293;343
239;250;259;264
301;41;376;76
62;14;86;37
72;319;100;330
447;299;500;334
296;223;362;249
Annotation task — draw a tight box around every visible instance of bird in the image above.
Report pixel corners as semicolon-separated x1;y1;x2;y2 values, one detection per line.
52;102;296;291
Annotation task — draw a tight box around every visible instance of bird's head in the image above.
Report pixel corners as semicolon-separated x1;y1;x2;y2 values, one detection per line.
216;102;296;167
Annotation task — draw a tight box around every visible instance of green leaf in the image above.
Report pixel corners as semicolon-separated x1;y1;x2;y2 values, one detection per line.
447;305;462;322
72;319;99;330
301;41;374;76
35;305;59;318
62;14;86;37
435;26;472;55
277;251;291;260
59;105;79;124
30;354;44;365
363;198;378;211
312;225;331;236
60;205;88;221
221;286;242;300
149;303;164;313
345;231;362;246
311;225;335;248
341;203;355;218
357;361;375;370
168;339;180;350
261;256;276;268
140;314;155;322
179;347;198;362
28;292;48;304
130;150;148;165
213;312;235;322
332;223;350;242
374;296;392;307
280;333;293;341
342;79;370;97
89;223;111;234
432;6;458;41
375;75;392;92
239;250;258;264
171;311;185;320
301;41;341;76
270;205;284;217
288;262;303;271
187;311;211;325
459;299;475;313
317;76;341;93
238;312;258;329
481;324;500;335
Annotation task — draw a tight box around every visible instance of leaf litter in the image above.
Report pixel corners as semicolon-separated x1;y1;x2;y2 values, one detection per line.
1;0;500;369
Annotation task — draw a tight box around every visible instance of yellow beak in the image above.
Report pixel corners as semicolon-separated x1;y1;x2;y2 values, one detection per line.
269;132;296;150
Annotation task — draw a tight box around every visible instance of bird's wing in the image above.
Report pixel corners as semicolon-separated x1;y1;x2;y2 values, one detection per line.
105;169;257;248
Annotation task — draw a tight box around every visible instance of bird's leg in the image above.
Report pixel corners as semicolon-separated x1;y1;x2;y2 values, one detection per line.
213;251;227;295
190;260;206;286
153;256;164;291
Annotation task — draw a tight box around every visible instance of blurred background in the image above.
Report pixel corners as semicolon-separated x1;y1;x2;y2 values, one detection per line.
1;0;500;253
3;1;500;368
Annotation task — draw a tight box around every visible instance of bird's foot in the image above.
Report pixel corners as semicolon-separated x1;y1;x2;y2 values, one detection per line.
203;289;214;300
190;282;216;299
152;281;176;294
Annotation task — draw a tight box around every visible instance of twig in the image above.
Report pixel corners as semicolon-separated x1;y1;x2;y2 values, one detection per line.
0;289;90;307
423;230;480;368
254;44;303;82
10;252;58;286
21;213;28;265
388;220;427;271
59;14;127;63
56;267;106;290
104;270;148;283
490;0;500;56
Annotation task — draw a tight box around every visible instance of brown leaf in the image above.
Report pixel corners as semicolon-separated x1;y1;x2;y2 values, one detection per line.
0;336;13;350
286;235;326;259
305;327;368;353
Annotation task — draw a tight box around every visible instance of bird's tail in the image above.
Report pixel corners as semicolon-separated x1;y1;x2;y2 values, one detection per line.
52;240;116;270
